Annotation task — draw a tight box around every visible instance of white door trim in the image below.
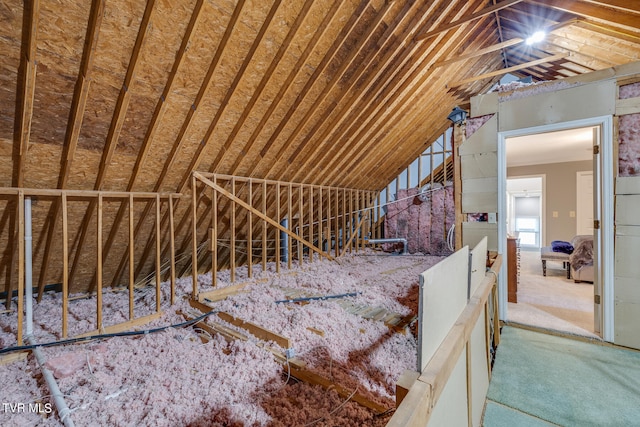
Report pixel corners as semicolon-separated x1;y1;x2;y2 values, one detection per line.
498;115;614;342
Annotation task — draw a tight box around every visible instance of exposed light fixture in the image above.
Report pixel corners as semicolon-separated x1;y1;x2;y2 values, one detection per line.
446;106;468;126
525;30;546;45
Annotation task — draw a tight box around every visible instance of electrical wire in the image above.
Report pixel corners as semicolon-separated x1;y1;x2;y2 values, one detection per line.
303;384;359;427
0;309;218;356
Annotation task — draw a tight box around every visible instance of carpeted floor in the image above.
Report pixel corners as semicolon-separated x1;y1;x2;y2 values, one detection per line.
506;249;597;338
484;326;640;426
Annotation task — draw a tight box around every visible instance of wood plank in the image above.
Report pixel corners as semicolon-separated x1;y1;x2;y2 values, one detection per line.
262;182;267;269
197;281;257;303
169;195;176;305
191;176;199;297
248;181;253;277
94;0;156;189
129;194;134;320
195;173;333;261
616;176;640;195
459;115;497;156
155;194;161;313
450;53;569;87
13;0;39;188
218;311;291;349
460;152;498;180
61;192;68;338
231;179;236;282
0;352;28;366
616;97;640;116
184;0;284;188
287;183;292;270
462;222;498;251
97;194;103;330
74;312;163;338
415;0;523;41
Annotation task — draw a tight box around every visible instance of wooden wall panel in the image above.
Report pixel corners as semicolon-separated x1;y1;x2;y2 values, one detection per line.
498;80;617;132
462;222;497;251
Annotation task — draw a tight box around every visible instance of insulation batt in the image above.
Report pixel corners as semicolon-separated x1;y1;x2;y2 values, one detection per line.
618;83;640;177
0;250;442;426
384;185;453;255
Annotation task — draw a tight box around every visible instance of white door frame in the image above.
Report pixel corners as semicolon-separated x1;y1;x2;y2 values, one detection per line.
498;116;614;342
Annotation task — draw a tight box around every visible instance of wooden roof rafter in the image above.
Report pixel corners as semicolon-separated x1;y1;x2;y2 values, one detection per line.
69;0;157;288
329;20;500;188
36;0;105;300
244;0;374;175
177;0;285;191
264;1;398;181
109;0;248;289
191;0;316;182
222;0;344;175
525;0;640;33
13;0;40;188
86;0;206;295
288;0;477;184
415;0;524;41
303;1;492;186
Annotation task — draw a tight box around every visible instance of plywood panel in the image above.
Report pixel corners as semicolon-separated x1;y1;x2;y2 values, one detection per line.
498;80;617;132
459;115;497;156
418;246;469;372
470;92;498;117
462;191;497;213
462;222;497;251
616;176;640;195
461;152;497;180
462;177;497;193
427;353;468;427
615;195;640;226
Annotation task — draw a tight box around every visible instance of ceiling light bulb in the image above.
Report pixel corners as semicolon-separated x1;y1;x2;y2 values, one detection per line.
526;30;546;45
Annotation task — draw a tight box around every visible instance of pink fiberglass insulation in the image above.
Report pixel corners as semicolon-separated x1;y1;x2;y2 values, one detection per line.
466;114;493;138
496;80;580;102
618;83;640;177
429;185;446;255
620;82;640;99
0;250;443;426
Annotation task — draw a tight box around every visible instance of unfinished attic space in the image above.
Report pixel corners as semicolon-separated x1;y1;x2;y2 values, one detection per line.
2;0;640;425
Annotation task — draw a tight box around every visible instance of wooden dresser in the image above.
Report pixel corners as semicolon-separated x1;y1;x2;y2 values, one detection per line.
507;237;520;303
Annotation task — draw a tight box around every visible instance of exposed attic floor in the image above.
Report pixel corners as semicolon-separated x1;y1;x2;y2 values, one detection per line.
0;250;444;426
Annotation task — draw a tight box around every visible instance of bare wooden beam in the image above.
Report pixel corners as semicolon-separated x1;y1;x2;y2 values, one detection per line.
449;52;569;86
94;0;156;190
195;173;333;261
61;192;69;338
180;0;283;189
527;0;640;31
37;0;104;301
13;0;39;188
415;0;524;41
191;175;199;298
129;194;134;320
96;194;103;330
434;37;524;69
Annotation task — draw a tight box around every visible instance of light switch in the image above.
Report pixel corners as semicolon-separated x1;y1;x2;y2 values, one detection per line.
553;211;558;218
488;212;497;223
569;211;576;218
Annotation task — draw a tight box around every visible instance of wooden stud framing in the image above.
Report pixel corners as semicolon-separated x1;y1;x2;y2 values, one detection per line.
191;175;198;298
169;195;176;304
342;188;347;252
298;185;304;266
349;189;354;254
308;187;314;263
334;188;339;257
287;183;292;270
97;194;103;331
155;194;161;313
230;178;236;282
248;181;253;277
129;194;134;320
61;192;68;338
211;182;217;287
276;182;281;273
262;181;267;270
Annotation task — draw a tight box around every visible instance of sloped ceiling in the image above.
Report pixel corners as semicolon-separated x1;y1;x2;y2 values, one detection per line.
0;0;639;292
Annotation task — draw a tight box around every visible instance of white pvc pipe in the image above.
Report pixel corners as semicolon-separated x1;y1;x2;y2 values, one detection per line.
24;198;74;426
26;336;75;427
25;197;33;336
366;238;408;255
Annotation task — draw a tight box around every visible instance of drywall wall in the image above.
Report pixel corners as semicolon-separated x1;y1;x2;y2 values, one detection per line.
508;160;592;245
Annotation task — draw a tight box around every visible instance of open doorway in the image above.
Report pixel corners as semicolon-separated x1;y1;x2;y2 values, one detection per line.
500;124;606;339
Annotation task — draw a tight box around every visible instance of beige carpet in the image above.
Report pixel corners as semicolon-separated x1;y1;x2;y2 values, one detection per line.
506;248;599;339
